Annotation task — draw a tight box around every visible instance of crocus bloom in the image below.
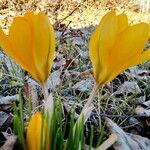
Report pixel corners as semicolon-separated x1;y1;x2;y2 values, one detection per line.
0;12;55;84
26;112;50;150
89;11;150;86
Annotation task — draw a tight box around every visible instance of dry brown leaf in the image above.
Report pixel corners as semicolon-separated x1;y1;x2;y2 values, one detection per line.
0;95;19;104
79;69;93;78
127;66;150;80
22;83;39;110
134;105;150;117
134;100;150;127
0;135;17;150
47;70;61;89
105;117;150;150
0;111;10;129
114;81;141;96
73;79;93;93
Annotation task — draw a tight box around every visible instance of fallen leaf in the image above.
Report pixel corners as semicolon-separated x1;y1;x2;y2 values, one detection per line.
0;111;9;129
105;117;150;150
127;66;150;80
114;81;141;96
53;52;66;70
128;117;144;134
134;100;150;117
134;100;150;127
0;135;17;150
0;95;19;104
62;59;72;70
134;105;150;117
73;79;93;93
0;104;12;111
47;70;61;89
22;83;39;109
72;36;83;45
78;49;89;59
27;78;40;88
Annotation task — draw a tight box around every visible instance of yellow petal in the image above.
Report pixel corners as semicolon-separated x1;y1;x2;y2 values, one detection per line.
104;51;150;84
139;48;150;63
0;27;10;53
104;48;150;85
96;11;118;54
26;112;50;150
117;13;128;33
48;20;55;79
0;19;40;81
103;23;149;84
109;23;149;70
24;12;55;83
148;25;150;39
27;112;42;150
89;11;118;84
89;11;150;85
0;12;55;84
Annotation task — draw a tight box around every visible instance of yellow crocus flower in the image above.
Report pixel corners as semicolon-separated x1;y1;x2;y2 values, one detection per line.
148;25;150;39
26;112;50;150
0;12;55;84
89;11;150;86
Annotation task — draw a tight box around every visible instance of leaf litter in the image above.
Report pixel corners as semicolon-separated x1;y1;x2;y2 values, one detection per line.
1;0;150;149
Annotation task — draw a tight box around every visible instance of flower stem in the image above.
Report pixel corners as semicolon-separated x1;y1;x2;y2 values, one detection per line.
77;83;99;124
82;83;99;113
42;83;49;100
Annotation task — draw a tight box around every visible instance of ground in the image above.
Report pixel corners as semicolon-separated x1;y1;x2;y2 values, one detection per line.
0;0;150;149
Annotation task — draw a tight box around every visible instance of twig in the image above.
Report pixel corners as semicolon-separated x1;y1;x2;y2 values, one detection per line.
122;122;141;129
60;21;72;37
95;113;149;118
58;6;79;24
54;4;80;29
96;133;117;150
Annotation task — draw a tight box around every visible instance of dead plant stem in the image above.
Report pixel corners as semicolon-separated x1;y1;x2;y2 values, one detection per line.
96;133;117;150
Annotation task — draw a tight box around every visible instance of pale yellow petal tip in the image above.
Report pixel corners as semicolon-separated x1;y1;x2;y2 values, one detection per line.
24;11;34;16
106;10;116;17
23;11;46;17
32;111;41;118
109;9;116;14
27;112;42;130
